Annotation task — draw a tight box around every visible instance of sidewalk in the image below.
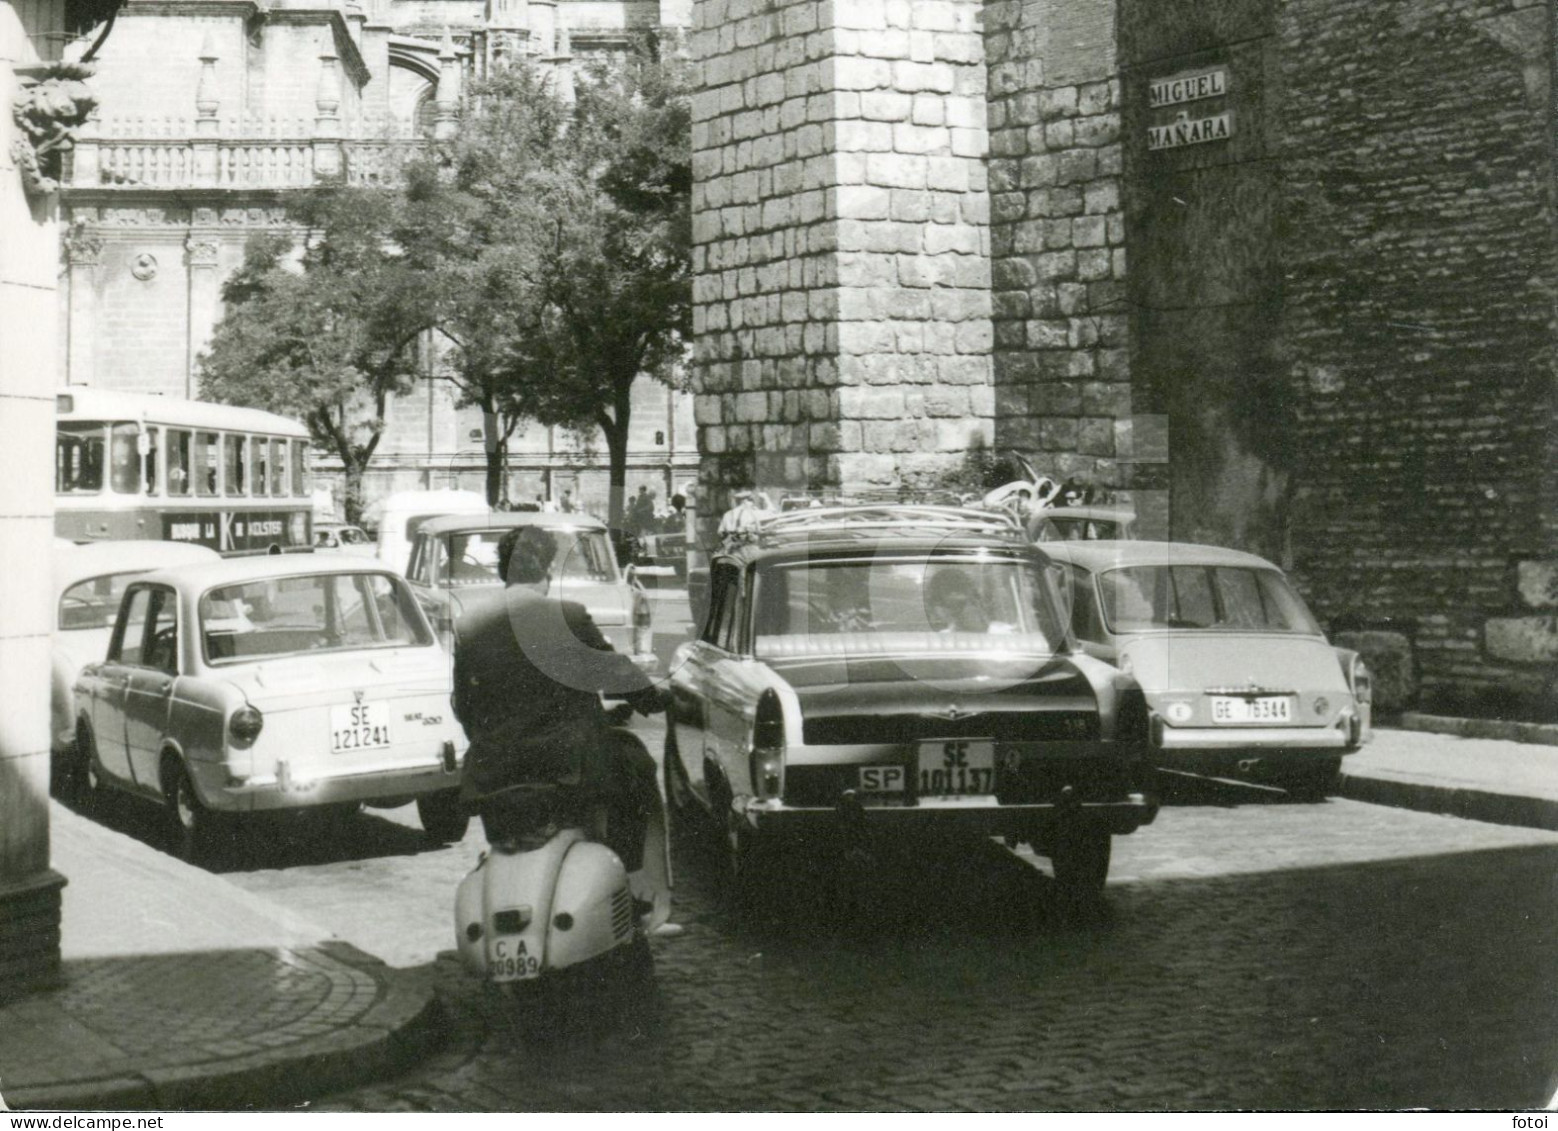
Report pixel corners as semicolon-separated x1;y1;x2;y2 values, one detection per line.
0;804;440;1112
1337;722;1558;831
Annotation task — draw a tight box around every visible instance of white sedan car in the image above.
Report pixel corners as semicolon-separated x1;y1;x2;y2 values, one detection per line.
72;556;469;859
51;540;220;784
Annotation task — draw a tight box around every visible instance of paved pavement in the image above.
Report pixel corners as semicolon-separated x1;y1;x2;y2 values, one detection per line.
3;656;1557;1110
0;804;440;1111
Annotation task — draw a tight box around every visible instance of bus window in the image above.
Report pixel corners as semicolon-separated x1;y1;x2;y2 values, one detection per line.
290;440;305;495
269;438;286;495
195;431;219;496
110;424;139;494
251;436;268;497
167;429;192;496
56;422;105;493
142;426;160;497
224;434;245;496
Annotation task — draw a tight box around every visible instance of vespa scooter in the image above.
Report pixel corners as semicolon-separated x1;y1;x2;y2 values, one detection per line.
453;723;671;1020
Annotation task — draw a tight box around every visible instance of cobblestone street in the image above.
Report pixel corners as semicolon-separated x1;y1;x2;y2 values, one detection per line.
196;732;1558;1113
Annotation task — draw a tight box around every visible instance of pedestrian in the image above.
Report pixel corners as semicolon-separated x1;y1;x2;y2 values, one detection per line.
717;488;763;550
560;489;575;513
452;526;666;869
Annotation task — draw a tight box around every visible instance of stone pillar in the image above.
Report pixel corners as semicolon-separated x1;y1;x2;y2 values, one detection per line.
983;0;1139;515
313;38;344;179
193;33;220;187
63;220;102;387
186;233;222;397
434;29;459;141
689;0;995;524
1;1;67;1001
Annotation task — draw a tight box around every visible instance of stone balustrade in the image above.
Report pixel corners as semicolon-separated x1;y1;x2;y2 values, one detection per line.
70;135;422;188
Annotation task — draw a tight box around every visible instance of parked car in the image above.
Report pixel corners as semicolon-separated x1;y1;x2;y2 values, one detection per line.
367;489;491;575
404;512;656;669
312;521;375;555
664;505;1159;899
71;556;469;859
1027;505;1137;543
51;540;221;788
1042;540;1372;797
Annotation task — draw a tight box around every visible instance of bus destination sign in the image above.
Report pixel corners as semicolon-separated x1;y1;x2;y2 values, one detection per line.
163;511;305;553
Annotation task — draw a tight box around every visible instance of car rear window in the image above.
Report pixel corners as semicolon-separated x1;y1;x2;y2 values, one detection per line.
200;572;432;662
752;555;1067;647
59;572;139;630
1098;565;1322;634
435;528;618;586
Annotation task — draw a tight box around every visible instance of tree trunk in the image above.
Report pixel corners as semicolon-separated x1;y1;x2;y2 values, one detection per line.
481;408;504;508
604;417;629;528
342;460;366;526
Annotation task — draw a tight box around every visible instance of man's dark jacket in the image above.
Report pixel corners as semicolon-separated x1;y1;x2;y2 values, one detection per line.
453;586;656;803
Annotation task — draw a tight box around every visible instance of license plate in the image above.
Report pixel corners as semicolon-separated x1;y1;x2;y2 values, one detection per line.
330;701;392;752
917;739;995;797
1210;696;1292;723
858;765;906;792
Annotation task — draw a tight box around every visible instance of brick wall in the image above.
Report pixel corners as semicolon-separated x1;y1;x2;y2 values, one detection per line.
688;0;995;519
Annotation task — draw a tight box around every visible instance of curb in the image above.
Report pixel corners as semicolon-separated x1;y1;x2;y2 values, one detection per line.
1336;770;1558;834
1399;712;1558;748
9;942;443;1112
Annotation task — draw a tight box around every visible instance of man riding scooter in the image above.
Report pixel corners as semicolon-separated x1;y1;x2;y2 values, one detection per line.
453;525;665;872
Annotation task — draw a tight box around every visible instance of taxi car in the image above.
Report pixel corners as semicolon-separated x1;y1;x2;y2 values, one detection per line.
405;512;655;668
664;505;1158;898
51;540;220;788
72;556;469;859
1043;541;1372;796
313;522;375;556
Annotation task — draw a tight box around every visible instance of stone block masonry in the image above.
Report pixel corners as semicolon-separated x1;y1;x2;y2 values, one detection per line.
689;0;996;514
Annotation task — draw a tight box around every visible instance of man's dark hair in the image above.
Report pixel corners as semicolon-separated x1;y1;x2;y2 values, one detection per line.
497;526;557;585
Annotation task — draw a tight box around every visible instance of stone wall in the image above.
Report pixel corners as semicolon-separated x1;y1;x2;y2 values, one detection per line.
1278;0;1557;712
986;0;1141;521
688;0;995;517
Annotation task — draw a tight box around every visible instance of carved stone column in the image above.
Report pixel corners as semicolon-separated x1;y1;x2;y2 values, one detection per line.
193;33;220;187
313;39;343;179
1;0;68;1002
63;219;101;387
186;233;221;398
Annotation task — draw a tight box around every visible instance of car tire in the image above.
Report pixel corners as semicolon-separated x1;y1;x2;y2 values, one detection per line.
1050;826;1111;896
70;719;104;810
418;789;471;844
164;758;226;865
662;729;701;839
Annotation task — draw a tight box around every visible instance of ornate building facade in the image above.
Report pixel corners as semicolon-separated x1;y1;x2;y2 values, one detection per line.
58;0;697;518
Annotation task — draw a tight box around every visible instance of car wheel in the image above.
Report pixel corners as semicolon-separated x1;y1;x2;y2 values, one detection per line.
417;789;471;844
70;719;104;809
662;729;701;838
164;759;226;865
708;773;758;910
1050;826;1111;896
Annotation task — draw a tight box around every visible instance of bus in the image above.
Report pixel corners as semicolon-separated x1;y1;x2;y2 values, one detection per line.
55;388;314;555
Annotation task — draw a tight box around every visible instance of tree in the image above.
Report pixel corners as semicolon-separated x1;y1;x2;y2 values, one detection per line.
198;188;426;523
405;44;692;522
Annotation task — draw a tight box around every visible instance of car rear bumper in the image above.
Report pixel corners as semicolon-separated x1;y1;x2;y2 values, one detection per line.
193;754;463;812
1152;719;1355;752
740;792;1158;837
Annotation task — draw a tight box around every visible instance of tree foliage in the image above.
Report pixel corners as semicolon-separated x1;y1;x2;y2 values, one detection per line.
404;44;693;520
198;188;426;522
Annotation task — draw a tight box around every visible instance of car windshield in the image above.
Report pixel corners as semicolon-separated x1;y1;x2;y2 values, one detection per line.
1098;564;1322;634
200;572;432;663
752;554;1067;647
437;528;618;587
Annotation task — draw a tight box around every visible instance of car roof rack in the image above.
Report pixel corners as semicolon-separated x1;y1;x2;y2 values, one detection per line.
757;504;1027;544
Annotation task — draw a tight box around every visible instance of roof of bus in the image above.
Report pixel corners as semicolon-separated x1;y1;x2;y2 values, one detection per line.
55;388;311;438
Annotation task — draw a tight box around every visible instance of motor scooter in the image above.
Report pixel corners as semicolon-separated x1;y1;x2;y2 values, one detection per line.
453;719;671;1020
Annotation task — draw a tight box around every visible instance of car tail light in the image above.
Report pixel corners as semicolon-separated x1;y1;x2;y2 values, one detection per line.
1348;656;1373;705
750;689;785;798
229;704;264;744
632;589;653;656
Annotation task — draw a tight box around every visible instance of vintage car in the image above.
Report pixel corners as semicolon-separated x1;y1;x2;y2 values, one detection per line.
367;488;491;575
1043;540;1372;796
312;521;375;555
664;505;1159;898
71;556;469;859
51;540;221;781
1027;505;1137;543
405;512;655;669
